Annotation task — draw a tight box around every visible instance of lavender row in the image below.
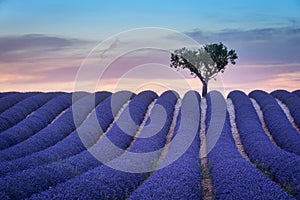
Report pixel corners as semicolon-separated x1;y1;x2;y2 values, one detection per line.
0;93;73;150
0;91;155;199
129;90;202;199
28;90;177;200
0;92;18;99
249;90;300;156
0;91;136;177
271;90;300;130
128;91;178;153
0;191;9;200
0;92;39;114
0;93;61;134
0;92;60;133
293;90;300;98
0;92;110;162
229;90;300;199
206;91;293;199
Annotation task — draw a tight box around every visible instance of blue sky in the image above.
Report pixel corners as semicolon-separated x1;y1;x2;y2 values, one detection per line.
1;0;299;38
0;0;299;94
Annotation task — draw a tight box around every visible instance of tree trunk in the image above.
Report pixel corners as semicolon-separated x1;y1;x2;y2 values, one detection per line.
202;81;208;97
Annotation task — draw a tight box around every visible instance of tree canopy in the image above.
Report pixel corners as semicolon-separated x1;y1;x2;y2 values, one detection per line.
170;42;238;96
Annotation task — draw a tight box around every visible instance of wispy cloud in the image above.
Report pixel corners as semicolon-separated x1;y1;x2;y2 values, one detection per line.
0;34;95;90
0;34;93;62
185;26;300;64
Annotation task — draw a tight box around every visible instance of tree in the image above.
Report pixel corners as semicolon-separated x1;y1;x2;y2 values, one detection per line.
170;42;238;96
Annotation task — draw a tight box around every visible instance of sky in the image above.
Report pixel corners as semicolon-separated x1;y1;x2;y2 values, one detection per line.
0;0;300;96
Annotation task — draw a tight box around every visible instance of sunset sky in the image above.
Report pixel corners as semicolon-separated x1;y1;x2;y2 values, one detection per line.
0;0;299;96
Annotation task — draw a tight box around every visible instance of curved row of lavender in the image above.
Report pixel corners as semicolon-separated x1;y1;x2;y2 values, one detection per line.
0;93;72;150
128;91;202;199
28;91;178;199
0;92;111;162
0;91;134;177
271;90;300;130
206;91;294;199
228;91;299;199
249;90;300;156
0;92;40;114
0;89;299;199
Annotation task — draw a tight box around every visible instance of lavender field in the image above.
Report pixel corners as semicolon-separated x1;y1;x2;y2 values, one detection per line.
0;90;299;200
